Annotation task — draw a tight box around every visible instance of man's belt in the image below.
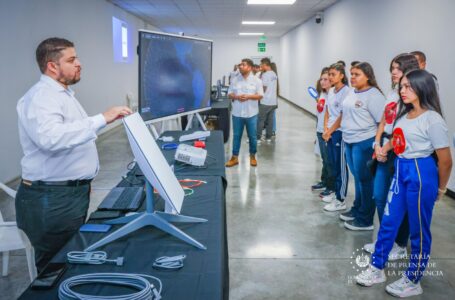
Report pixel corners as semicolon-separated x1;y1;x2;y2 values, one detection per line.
22;179;92;187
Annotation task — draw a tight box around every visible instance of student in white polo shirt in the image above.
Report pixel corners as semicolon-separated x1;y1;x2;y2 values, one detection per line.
225;58;264;167
256;60;278;143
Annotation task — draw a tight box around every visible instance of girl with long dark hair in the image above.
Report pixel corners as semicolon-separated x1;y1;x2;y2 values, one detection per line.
362;54;420;259
339;62;385;230
356;70;452;298
322;63;350;211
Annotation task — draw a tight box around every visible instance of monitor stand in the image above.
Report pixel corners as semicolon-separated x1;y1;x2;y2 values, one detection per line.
84;181;207;251
147;118;182;139
185;112;207;131
148;123;160;140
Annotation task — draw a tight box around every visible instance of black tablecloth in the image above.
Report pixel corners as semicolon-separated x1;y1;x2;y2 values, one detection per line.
19;176;228;300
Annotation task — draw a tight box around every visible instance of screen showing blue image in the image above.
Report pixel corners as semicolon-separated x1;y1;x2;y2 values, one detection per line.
139;31;212;121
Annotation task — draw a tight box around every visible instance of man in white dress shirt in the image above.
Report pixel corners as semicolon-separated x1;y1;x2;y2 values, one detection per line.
15;37;132;271
225;58;263;167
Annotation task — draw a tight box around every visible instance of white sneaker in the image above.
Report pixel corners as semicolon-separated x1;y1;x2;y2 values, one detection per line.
266;139;272;143
356;265;386;287
363;242;407;261
363;242;375;254
323;200;346;212
322;194;335;203
386;275;423;297
389;244;407;261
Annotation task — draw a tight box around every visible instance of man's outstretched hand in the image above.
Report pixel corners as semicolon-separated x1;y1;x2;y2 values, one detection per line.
103;106;133;124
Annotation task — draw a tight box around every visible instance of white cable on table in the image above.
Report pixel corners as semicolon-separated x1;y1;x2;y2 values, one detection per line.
58;273;162;300
153;255;186;270
67;251;124;266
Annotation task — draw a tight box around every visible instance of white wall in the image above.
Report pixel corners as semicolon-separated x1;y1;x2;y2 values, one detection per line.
279;0;455;188
211;37;281;84
0;0;158;183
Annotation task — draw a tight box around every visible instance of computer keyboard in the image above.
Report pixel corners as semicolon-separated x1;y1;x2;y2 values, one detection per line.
98;187;144;211
179;131;211;142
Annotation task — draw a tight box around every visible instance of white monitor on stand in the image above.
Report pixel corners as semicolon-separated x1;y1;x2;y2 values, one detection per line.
85;113;207;251
126;112;184;213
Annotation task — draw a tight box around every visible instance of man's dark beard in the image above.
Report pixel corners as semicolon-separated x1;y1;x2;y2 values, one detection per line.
65;77;80;85
57;74;80;86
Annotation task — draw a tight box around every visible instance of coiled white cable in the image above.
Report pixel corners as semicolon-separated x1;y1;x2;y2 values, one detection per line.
58;273;162;300
67;251;124;266
152;254;186;270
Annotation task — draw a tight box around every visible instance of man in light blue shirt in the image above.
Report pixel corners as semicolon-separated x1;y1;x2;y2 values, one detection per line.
15;37;132;272
225;58;263;167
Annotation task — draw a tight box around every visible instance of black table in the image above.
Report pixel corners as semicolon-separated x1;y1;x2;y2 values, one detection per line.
18;176;229;300
201;98;230;143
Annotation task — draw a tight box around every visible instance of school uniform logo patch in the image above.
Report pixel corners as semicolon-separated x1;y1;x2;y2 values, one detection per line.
317;99;325;113
392;127;406;155
384;102;398;124
355;100;363;108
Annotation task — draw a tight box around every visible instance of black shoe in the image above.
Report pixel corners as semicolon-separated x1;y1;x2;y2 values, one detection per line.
311;182;326;191
344;220;374;231
339;210;355;221
319;189;334;198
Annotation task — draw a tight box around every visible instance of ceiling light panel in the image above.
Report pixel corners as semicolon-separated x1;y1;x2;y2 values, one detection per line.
242;21;276;25
239;32;265;36
247;0;297;5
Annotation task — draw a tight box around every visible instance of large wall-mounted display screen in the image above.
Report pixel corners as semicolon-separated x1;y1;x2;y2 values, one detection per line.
138;30;212;122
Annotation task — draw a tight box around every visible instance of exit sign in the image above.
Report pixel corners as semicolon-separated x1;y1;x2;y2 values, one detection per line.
258;42;266;52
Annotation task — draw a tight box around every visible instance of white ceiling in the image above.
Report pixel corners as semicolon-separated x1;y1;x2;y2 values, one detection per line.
108;0;339;38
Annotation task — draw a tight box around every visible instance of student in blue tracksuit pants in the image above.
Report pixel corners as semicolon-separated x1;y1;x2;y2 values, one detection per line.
322;63;350;212
363;53;420;257
356;70;452;298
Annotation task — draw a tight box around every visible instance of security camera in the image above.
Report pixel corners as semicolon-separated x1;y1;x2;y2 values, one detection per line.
315;12;323;24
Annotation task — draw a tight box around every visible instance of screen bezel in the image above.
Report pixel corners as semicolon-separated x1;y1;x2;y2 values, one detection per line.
138;30;213;124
